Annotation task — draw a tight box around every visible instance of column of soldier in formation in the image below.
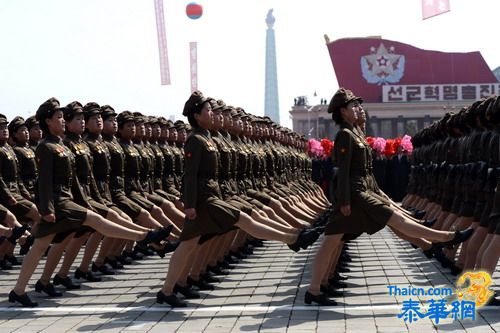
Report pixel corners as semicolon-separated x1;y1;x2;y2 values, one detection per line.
402;96;500;306
0;96;332;307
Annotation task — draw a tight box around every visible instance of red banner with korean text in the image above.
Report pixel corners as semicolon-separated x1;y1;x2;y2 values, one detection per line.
326;38;496;103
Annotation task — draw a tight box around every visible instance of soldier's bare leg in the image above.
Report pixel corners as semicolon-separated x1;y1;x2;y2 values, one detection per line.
107;209;150;232
82;210;153;241
136;209;163;229
230;230;248;253
13;234;56;295
441;213;458;231
208;236;227;267
277;199;315;224
433;211;450;230
162;236;201;294
176;245;201;287
148;206;181;235
444;217;473;263
324;244;341;285
190;241;213;280
57;232;97;278
268;199;308;228
3;210;23;228
250;210;296;233
285;196;317;216
149;198;184;229
24;205;41;224
475;233;494;270
234;213;299;244
391;227;433;250
39;233;75;285
387;211;459;242
463;225;489;270
308;233;343;295
174;199;184;211
478;234;500;274
83;234;112;271
260;206;292;227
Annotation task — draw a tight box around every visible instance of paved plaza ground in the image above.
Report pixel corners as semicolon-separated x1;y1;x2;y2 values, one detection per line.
0;228;498;332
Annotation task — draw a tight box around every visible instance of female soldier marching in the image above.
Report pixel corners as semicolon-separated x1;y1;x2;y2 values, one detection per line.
305;88;475;305
157;91;320;307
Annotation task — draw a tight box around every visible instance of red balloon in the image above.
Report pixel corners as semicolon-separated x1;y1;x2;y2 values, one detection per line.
186;2;203;20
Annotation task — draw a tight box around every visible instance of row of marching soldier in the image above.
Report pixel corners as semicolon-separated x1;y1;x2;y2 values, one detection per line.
1;94;329;307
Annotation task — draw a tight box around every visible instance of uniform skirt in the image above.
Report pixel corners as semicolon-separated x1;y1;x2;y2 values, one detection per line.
179;197;240;242
6;193;33;219
112;192;143;219
146;192;169;207
35;198;87;239
0;203;8;221
325;189;393;236
246;189;272;205
227;196;253;215
240;195;265;210
480;194;495;228
154;189;178;202
129;191;154;212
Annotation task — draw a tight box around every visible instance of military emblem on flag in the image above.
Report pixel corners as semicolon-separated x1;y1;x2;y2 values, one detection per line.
361;43;405;85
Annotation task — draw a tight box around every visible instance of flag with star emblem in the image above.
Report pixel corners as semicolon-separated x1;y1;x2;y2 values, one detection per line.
422;0;450;20
361;43;405;85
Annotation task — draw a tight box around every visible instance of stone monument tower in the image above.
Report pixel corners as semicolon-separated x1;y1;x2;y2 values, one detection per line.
264;9;280;123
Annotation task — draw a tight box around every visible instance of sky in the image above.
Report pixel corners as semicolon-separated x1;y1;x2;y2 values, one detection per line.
0;0;499;128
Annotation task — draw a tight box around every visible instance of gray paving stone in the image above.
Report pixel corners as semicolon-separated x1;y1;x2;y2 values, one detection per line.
0;229;497;332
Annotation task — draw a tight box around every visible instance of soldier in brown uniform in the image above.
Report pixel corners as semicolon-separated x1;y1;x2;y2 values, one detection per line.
160;120;182;199
230;113;296;228
0;115;32;269
149;117;178;203
0;206;27;270
133;113;184;230
171;120;186;193
175;100;302;291
115;111;180;241
0;115;40;225
82;103;135;271
468;97;500;305
25;116;42;151
9;117;38;201
9;98;170;307
0;115;38;267
157;91;320;307
258;118;326;218
100;107;175;260
305;88;475;306
46;102;156;287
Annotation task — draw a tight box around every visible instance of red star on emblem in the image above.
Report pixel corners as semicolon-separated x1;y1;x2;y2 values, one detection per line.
377;56;388;67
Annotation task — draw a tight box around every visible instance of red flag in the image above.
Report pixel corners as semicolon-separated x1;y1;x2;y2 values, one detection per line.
326;37;496;103
422;0;450;20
